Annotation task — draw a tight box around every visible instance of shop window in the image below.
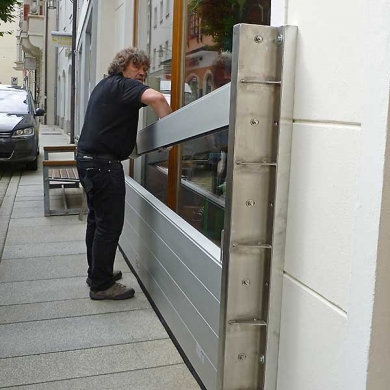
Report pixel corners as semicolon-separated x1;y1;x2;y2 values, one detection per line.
134;0;271;241
178;0;271;245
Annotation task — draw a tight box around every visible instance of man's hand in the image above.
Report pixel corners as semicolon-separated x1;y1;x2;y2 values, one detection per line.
158;146;173;153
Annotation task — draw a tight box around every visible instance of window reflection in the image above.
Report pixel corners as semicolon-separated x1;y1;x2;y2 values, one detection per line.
137;0;174;205
179;0;270;245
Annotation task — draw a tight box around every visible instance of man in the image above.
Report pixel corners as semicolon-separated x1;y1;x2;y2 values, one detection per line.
76;47;172;300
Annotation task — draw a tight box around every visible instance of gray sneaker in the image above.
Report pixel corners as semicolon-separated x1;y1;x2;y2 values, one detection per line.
90;282;135;300
86;270;122;287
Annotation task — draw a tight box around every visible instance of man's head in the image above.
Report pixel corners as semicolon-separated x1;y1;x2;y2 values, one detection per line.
107;47;150;82
211;52;232;89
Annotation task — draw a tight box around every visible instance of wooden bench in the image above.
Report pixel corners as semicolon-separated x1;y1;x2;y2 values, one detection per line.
43;145;87;220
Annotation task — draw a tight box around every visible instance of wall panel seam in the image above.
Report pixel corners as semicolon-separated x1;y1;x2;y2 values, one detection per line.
293;119;361;128
284;272;348;316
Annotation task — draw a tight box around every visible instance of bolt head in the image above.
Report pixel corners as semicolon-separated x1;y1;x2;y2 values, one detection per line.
254;35;263;43
259;355;265;364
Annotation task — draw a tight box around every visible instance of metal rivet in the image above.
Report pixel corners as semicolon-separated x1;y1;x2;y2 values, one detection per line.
238;353;247;361
232;243;237;248
259;355;265;364
242;279;251;286
246;200;255;207
277;35;283;45
250;118;259;126
254;35;263;43
273;121;279;126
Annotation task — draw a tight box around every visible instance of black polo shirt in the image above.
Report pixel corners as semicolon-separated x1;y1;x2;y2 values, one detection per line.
77;73;150;160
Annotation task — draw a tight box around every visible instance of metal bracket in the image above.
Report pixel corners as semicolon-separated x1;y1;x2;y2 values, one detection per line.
229;319;267;326
240;79;281;85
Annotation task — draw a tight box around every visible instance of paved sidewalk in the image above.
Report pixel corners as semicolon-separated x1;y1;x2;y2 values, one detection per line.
0;125;200;389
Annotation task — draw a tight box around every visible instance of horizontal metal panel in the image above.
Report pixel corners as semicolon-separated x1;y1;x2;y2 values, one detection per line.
119;177;223;388
120;233;217;390
136;84;230;155
120;222;219;365
123;203;220;333
124;177;222;299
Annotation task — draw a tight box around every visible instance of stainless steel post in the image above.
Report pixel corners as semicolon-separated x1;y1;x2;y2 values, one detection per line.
218;24;297;390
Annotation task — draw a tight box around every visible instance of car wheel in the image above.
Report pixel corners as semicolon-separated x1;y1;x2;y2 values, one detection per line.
26;158;38;171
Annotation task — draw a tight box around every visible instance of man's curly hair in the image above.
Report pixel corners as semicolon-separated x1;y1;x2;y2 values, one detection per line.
107;47;150;76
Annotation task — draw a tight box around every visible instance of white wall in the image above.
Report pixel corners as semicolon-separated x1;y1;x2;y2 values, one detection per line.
0;18;20;85
345;0;390;389
276;0;364;388
74;0;136;136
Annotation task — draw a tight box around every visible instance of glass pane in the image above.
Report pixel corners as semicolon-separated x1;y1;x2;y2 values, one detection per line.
0;89;29;114
179;0;271;245
136;0;174;204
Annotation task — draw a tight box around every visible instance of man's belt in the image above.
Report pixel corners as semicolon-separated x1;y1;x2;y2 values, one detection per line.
77;150;121;161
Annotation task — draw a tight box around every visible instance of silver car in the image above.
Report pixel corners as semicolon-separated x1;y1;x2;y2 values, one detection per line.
0;85;45;170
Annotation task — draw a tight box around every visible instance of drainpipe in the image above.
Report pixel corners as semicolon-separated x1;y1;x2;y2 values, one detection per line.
70;0;77;144
44;1;48;124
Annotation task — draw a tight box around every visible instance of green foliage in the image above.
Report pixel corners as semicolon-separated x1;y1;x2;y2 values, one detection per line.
0;0;20;37
189;0;271;52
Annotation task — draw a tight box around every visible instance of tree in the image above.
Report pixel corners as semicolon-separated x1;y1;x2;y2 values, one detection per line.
189;0;271;52
0;0;20;37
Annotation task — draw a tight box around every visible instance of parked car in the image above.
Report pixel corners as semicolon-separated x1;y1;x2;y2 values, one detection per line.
0;85;45;170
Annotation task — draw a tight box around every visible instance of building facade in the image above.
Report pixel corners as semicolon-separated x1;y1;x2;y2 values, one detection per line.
48;1;390;389
0;10;21;86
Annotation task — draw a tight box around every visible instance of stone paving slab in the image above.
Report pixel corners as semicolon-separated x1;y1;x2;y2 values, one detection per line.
0;273;141;305
0;341;195;389
13;200;43;209
11;195;45;202
0;254;129;281
5;224;87;245
0;294;151;325
9;215;83;227
16;184;43;197
1;364;200;390
0;310;167;359
2;240;86;259
14;194;70;203
19;176;45;185
10;205;46;218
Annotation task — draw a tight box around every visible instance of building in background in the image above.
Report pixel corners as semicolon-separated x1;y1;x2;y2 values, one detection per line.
0;7;22;85
12;0;57;125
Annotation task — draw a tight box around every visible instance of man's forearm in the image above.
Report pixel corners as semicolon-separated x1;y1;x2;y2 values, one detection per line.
154;102;172;119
